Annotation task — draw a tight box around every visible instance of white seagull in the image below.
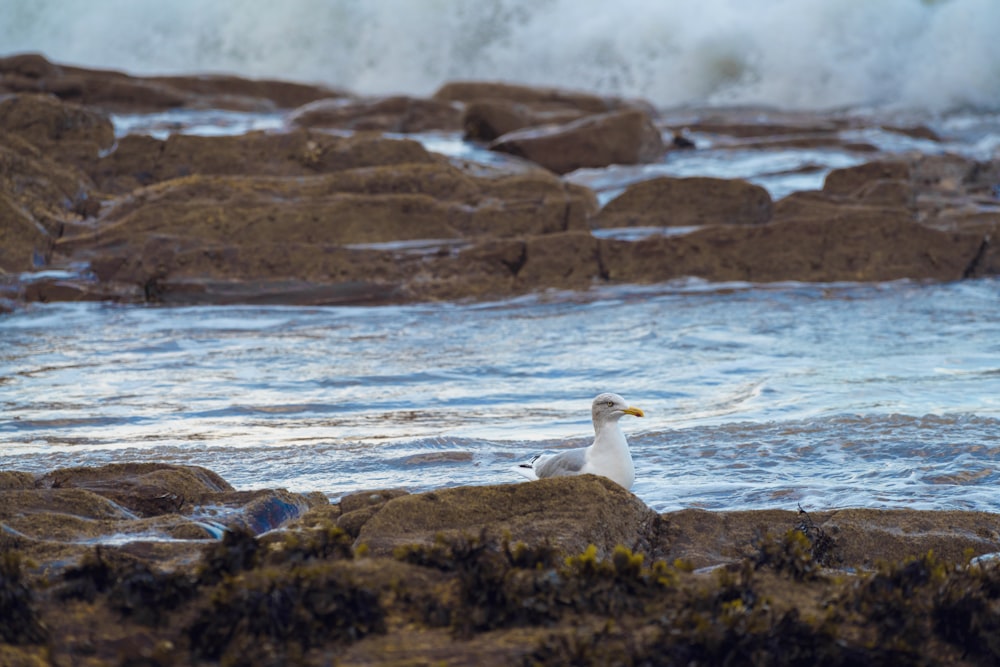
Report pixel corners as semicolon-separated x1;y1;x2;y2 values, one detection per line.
514;392;645;489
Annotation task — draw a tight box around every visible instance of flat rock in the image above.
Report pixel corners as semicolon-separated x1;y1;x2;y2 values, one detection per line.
89;130;441;194
0;54;340;112
656;507;1000;569
35;463;234;517
601;215;985;283
595;176;773;228
461;98;591;142
434;81;619;113
490;109;665;175
0;93;115;167
355;475;660;558
289;95;462;133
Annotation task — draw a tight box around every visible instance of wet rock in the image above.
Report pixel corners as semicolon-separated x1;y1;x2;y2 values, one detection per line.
35;462;234;517
822;159;912;197
655;508;1000;570
0;129;100;272
489;109;665;175
601;215;985;283
434;81;620;113
338;489;410;515
0;93;114;167
355;475;660;558
0;53;339;112
595;176;773;228
461;98;590;141
289;95;462;132
516;230;603;289
0;471;34;490
89;129;440;194
0;194;52;273
57;163;595;299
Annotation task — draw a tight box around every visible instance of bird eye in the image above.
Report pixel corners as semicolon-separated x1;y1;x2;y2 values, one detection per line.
606;401;614;407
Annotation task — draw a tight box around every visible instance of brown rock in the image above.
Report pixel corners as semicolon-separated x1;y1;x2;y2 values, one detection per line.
0;194;51;273
289;95;462;133
516;231;602;289
434;81;618;113
339;489;411;515
147;74;346;111
35;463;234;517
58;162;595;300
655;507;1000;569
0;53;339;112
0;130;98;272
462;99;590;142
0;93;114;167
595;176;773;228
772;190;913;223
89;130;440;194
0;471;34;490
490;109;665;175
355;475;659;558
823;160;912;197
601;215;985;283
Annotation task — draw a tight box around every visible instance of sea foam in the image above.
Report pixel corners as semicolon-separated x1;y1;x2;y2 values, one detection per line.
2;0;998;112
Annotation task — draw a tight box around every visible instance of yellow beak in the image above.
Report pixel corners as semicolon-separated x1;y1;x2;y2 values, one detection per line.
623;406;645;418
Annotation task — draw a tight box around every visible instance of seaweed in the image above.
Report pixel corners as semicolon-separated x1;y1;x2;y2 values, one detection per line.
0;551;47;645
753;529;823;581
263;520;355;566
196;524;261;585
108;562;197;627
187;563;385;664
932;560;1000;663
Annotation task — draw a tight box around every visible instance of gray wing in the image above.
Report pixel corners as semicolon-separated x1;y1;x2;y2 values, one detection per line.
534;447;589;478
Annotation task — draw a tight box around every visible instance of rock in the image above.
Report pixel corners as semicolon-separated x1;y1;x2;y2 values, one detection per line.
289;95;462;133
515;231;602;289
34;463;234;517
595;176;773;228
600;215;985;283
655;507;1000;569
822;160;912;197
434;81;619;113
489;109;665;175
89;130;441;194
772;191;912;223
355;475;660;558
58;162;595;299
338;489;410;515
0;53;340;112
462;98;590;141
0;471;34;490
0;194;51;273
0;93;114;167
0;132;94;276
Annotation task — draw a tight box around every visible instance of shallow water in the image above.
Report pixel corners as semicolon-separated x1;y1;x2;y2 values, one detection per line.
3;279;999;512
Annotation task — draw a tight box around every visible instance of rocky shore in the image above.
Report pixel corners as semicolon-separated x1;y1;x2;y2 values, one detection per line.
1;462;1000;665
2;54;998;310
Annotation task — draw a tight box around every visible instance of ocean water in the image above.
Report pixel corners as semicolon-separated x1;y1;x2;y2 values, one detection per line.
3;0;1000;112
3;280;1000;513
3;0;1000;517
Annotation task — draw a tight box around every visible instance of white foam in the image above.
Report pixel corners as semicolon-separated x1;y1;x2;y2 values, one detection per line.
2;0;998;112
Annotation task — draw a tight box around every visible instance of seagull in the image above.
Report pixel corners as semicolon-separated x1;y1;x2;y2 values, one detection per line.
514;392;645;489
